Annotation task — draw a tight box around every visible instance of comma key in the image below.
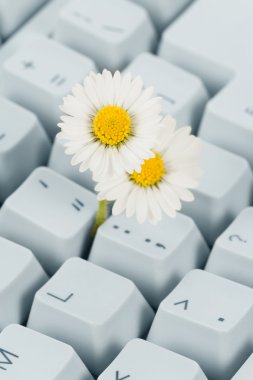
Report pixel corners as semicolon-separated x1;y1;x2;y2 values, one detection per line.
27;258;154;376
0;324;93;380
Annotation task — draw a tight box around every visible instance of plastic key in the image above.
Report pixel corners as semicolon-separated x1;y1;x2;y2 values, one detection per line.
182;142;253;246
89;213;209;308
131;0;194;32
0;324;93;380
148;269;253;380
0;237;47;331
0;167;98;275
199;77;253;168
0;0;48;38
125;53;208;132
206;208;253;288
28;258;154;376
98;339;207;380
0;97;50;203
159;0;253;94
2;36;96;139
54;0;156;71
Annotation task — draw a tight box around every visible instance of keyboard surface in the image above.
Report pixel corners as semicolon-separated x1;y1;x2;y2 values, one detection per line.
0;0;253;379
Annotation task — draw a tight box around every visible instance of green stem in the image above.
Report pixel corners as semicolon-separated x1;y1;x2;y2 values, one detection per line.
92;200;109;236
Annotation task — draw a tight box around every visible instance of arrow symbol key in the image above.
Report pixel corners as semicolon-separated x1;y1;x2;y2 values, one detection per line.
174;299;189;310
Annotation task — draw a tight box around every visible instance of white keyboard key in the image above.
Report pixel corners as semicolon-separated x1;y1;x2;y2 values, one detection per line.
89;213;209;308
2;37;96;139
182;142;253;246
0;237;47;330
28;258;154;376
98;339;207;380
0;324;93;380
0;167;97;275
206;208;253;288
54;0;156;71
126;53;208;132
0;97;50;202
131;0;193;31
49;136;96;193
148;269;253;380
159;0;253;94
199;77;253;167
232;354;253;380
0;0;47;38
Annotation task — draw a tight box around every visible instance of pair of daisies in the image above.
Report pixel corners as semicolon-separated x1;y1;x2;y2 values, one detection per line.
58;69;201;224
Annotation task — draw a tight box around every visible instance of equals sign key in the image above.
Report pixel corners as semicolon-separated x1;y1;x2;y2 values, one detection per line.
72;198;84;211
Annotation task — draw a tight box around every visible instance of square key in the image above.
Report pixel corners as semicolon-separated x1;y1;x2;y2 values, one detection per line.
98;339;207;380
0;324;93;380
0;97;50;202
182;142;253;245
0;237;47;330
28;258;154;376
89;213;209;308
2;36;96;139
126;53;208;131
0;167;98;274
55;0;156;71
148;269;253;380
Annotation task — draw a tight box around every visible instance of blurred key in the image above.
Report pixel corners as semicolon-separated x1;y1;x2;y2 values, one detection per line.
2;37;96;139
0;97;50;203
0;0;47;38
182;142;253;246
0;167;97;275
28;258;154;376
89;213;209;308
148;269;253;380
98;339;207;380
54;0;156;71
0;237;47;331
126;53;208;132
159;0;253;94
130;0;193;32
206;208;253;288
0;324;93;380
232;354;253;380
199;77;253;168
49;136;96;193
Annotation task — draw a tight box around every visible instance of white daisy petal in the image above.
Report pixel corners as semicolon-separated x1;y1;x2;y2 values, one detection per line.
58;70;162;179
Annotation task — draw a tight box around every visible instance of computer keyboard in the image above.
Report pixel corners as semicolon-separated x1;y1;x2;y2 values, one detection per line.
0;0;253;379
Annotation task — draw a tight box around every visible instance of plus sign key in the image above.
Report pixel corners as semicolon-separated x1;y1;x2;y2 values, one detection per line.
2;36;96;139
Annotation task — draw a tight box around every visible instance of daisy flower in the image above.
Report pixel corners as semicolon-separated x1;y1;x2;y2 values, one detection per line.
95;115;202;224
58;69;162;179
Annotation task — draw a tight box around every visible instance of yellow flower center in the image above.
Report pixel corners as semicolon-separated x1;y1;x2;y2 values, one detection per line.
93;105;132;146
130;153;165;187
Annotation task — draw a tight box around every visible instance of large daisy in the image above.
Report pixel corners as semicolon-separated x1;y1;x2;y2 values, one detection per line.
95;116;202;224
58;69;162;179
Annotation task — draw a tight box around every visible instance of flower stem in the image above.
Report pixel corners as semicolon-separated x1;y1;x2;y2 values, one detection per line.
92;200;109;236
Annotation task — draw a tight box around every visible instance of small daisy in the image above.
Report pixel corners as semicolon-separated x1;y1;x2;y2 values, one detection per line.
58;69;162;179
95;115;202;224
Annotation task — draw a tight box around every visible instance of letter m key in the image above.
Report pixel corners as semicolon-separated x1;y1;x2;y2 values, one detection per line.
0;348;19;370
